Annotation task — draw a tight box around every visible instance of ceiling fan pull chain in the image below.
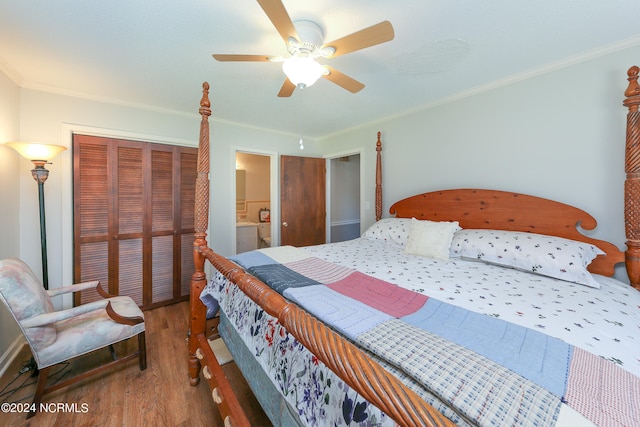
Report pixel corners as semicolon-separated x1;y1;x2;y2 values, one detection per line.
298;92;304;150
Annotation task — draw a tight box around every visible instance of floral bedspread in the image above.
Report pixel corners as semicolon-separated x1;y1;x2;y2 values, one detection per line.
202;238;640;427
208;271;406;426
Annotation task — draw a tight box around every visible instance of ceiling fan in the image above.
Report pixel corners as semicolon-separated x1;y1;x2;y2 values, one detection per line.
212;0;395;97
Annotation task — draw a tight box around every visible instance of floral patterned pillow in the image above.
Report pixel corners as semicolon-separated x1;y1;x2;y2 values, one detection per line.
361;218;411;247
450;229;605;288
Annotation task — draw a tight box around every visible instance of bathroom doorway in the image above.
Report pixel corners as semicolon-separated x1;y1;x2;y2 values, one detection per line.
235;151;274;253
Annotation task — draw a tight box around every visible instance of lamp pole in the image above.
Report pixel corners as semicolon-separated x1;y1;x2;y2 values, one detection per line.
31;160;50;290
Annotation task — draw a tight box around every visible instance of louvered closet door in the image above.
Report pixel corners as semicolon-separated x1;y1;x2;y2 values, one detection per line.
73;134;197;309
73;139;111;304
179;151;197;297
117;141;145;305
149;146;198;304
150;146;177;305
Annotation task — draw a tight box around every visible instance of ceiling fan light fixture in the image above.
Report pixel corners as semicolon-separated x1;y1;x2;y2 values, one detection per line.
282;55;325;88
321;46;336;58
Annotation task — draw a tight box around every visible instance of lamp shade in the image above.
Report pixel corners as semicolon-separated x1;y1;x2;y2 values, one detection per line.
282;56;325;88
6;142;67;161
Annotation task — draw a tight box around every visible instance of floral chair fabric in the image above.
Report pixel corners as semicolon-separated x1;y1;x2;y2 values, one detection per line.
0;258;146;418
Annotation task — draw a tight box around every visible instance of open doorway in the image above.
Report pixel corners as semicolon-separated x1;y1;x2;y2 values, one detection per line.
234;151;274;253
328;153;361;243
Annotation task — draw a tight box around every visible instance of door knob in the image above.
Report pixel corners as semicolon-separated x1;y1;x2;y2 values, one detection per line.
282;222;288;227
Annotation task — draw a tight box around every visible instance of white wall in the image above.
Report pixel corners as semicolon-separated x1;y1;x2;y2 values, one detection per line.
320;44;640;283
0;70;26;374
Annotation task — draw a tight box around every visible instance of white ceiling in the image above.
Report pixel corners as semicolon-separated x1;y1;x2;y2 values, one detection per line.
2;1;640;138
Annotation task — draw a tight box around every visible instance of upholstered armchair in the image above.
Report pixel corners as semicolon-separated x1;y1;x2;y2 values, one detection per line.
0;258;146;418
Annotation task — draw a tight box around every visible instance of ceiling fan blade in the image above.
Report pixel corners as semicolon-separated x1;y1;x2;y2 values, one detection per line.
277;78;296;97
212;54;272;62
323;66;365;93
257;0;299;44
323;21;394;58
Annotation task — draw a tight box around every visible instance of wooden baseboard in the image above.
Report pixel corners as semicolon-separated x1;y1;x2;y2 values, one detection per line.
0;336;26;378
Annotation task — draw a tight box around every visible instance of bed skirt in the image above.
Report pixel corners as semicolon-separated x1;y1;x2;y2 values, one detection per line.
218;311;304;427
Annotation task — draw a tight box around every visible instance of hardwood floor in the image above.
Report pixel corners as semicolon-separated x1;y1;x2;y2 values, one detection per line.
0;301;271;427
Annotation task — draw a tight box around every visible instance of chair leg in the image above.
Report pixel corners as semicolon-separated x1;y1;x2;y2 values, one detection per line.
27;366;51;419
23;356;38;377
109;344;117;360
138;332;147;371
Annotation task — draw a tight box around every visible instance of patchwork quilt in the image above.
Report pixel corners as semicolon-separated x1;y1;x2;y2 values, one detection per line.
206;245;640;427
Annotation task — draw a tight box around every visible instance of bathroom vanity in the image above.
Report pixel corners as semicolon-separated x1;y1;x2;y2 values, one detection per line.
236;222;258;253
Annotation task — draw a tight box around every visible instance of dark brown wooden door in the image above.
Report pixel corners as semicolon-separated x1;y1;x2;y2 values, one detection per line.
73;134;197;309
280;155;326;247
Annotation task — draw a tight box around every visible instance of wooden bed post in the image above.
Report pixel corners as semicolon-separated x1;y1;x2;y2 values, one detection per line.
188;82;212;385
375;131;383;221
623;66;640;290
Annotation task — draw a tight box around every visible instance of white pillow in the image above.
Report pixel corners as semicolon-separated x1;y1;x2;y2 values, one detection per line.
403;218;460;261
450;229;604;288
361;218;411;247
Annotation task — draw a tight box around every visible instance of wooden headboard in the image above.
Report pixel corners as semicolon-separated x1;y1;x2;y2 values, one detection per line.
389;188;624;277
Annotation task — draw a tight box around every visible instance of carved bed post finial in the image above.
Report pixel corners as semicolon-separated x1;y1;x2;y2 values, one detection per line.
623;67;640;290
189;82;213;385
625;66;640;102
375;131;383;222
195;81;211;237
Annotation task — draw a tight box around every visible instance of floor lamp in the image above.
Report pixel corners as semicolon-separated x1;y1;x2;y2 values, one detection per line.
7;142;67;290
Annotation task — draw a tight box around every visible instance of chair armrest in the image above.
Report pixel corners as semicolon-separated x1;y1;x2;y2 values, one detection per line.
21;299;109;328
46;281;115;298
21;298;143;328
105;302;144;326
47;281;99;297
